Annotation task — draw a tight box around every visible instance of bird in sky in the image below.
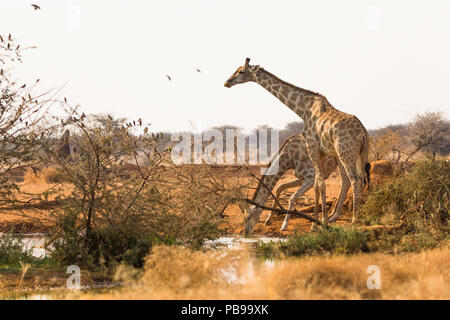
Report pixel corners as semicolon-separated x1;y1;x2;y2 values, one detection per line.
196;68;202;73
31;4;41;10
166;74;172;81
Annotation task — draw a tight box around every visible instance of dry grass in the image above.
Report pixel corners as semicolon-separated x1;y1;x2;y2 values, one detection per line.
77;244;450;300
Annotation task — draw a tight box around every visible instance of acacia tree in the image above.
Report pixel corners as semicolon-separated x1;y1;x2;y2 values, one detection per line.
37;111;249;268
407;112;449;160
369;130;406;162
33;107;171;266
0;34;60;204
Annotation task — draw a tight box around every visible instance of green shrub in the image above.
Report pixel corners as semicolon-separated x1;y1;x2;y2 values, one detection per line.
361;160;449;234
257;225;449;258
42;114;229;271
50;205;179;270
0;233;41;268
277;226;371;256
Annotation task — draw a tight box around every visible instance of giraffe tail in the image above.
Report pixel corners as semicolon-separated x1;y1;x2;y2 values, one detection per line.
356;134;371;191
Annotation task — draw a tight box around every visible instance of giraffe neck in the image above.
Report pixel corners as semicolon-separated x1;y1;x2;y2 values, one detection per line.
252;158;287;207
251;68;326;122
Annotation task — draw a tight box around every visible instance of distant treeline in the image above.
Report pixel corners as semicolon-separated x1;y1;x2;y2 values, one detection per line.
151;114;449;159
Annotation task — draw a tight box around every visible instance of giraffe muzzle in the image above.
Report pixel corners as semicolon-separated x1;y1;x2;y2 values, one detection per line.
224;79;233;88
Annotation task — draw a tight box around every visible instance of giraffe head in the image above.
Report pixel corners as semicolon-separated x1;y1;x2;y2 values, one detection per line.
224;57;260;88
239;201;261;236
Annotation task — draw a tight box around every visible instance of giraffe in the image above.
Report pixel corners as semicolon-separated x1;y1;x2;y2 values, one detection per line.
240;134;337;236
226;58;370;227
56;129;71;160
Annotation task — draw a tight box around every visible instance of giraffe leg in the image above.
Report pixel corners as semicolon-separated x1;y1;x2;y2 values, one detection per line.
280;177;314;231
341;161;362;224
306;146;327;231
319;173;327;224
265;179;302;226
329;159;351;222
310;175;321;232
315;166;328;225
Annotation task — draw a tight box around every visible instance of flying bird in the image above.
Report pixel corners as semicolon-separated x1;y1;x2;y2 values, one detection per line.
196;68;202;73
31;4;41;10
165;74;171;81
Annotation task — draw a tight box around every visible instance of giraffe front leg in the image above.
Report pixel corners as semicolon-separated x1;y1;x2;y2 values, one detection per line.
280;177;314;231
265;179;302;226
305;146;327;232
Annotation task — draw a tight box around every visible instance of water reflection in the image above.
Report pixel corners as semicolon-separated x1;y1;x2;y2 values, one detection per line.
1;235;283;299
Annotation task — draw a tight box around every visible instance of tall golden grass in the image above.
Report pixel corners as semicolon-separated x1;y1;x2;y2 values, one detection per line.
78;244;450;300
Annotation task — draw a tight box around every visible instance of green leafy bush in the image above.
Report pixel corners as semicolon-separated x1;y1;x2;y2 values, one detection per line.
361;160;449;234
0;233;39;267
277;226;371;256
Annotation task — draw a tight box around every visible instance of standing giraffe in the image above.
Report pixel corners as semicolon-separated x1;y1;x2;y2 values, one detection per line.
226;58;370;227
57;129;71;160
240;134;337;236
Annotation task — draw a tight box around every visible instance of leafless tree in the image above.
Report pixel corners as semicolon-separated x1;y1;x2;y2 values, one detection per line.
369;129;406;162
0;34;61;204
407;112;449;161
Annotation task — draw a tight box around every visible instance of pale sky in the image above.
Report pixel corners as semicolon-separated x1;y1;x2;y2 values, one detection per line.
2;0;449;132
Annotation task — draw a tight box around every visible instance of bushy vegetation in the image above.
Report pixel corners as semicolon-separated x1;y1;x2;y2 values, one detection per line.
368;112;449;162
0;233;48;268
277;226;371;255
0;35;60;205
361;160;449;233
258;160;449;258
258;225;448;258
39;113;242;270
0;36;247;272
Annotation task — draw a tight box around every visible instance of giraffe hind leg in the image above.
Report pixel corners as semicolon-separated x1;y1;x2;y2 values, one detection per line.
329;159;350;222
341;161;362;224
310;176;322;232
280;177;314;231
